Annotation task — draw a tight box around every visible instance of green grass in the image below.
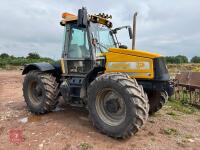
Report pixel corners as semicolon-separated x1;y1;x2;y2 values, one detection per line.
166;99;199;114
184;134;194;139
79;143;92;150
162;128;179;136
166;111;181;120
166;111;177;116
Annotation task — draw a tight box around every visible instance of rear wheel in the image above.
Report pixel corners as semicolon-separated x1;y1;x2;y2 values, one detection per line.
148;91;168;115
23;70;59;114
87;73;149;139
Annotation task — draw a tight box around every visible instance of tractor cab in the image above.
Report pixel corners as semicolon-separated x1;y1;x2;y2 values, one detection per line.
60;8;132;75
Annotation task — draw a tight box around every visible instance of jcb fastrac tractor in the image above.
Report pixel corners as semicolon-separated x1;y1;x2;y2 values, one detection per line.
22;8;174;139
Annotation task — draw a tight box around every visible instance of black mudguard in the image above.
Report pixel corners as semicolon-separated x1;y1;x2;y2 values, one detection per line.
166;80;175;97
138;80;175;97
22;62;56;75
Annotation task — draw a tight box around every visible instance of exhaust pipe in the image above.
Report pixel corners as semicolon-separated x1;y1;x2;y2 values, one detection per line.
132;12;137;50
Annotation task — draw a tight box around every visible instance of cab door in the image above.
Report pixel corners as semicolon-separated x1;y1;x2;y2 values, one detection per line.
62;23;93;75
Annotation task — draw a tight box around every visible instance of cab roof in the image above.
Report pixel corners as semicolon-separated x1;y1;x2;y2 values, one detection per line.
60;12;113;28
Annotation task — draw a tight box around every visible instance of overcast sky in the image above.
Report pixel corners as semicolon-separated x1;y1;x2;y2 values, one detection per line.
0;0;199;59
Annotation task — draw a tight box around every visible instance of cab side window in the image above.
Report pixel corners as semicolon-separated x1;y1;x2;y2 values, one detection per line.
68;25;90;59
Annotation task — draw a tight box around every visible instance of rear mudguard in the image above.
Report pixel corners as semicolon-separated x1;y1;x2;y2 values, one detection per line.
22;62;57;75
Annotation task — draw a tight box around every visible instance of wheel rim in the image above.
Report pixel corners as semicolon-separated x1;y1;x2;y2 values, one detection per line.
28;80;43;105
95;88;126;126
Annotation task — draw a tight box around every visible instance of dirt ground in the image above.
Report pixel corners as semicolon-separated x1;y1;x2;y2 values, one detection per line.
0;70;200;150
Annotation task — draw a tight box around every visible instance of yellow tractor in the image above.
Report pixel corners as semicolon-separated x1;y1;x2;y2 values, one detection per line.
22;7;174;139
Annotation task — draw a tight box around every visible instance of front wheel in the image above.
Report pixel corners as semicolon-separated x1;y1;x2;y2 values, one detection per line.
87;73;149;139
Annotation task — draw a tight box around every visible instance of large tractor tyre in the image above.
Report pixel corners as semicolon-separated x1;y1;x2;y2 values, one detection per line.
23;70;59;114
148;91;168;115
87;73;149;139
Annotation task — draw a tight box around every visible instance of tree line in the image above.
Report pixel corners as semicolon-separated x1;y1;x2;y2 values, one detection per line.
0;52;56;68
165;55;200;64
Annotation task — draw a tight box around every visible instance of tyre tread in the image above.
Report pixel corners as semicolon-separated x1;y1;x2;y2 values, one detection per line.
88;73;149;139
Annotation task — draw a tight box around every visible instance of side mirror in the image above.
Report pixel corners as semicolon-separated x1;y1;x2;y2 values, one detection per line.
128;27;133;39
119;45;128;49
77;7;88;28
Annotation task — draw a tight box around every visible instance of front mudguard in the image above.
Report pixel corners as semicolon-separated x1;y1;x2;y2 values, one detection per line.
138;80;175;97
166;80;175;97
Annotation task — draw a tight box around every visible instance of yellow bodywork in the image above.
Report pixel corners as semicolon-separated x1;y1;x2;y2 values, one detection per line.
61;48;161;79
104;48;161;79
